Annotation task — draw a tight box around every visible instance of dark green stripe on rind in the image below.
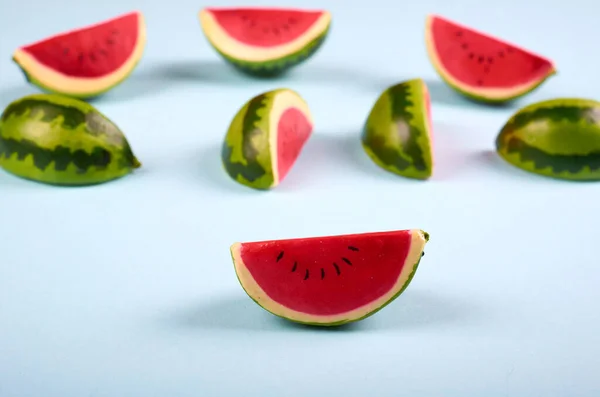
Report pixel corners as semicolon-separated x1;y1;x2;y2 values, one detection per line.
361;79;433;180
2;98;86;128
495;98;600;181
0;138;112;172
0;94;140;186
221;92;275;189
213;27;330;78
501;136;600;174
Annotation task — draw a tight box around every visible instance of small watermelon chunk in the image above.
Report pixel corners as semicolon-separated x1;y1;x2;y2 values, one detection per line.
425;14;556;103
231;229;429;326
362;78;434;180
221;88;313;190
0;94;141;186
198;7;331;76
495;98;600;181
12;11;147;99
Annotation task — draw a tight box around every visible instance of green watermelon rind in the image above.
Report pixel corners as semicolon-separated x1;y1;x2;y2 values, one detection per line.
495;97;600;181
443;74;555;105
211;31;330;77
0;93;141;186
231;230;430;327
13;54;146;100
220;90;278;190
362;78;434;180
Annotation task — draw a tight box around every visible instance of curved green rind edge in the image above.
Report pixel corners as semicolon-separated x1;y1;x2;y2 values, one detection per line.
208;24;331;78
0;93;141;186
220;89;283;189
361;78;433;180
495;97;600;181
11;54;144;100
439;71;555;105
232;231;430;328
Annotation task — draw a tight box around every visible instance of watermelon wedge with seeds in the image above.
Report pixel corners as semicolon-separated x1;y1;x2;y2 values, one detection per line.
199;7;331;76
425;14;556;103
230;229;429;326
12;11;147;99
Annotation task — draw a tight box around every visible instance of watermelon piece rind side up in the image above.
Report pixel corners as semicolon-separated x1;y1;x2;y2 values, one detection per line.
221;88;313;189
362;78;434;180
495;97;600;181
424;14;556;104
0;93;141;186
11;11;147;99
198;9;331;77
230;229;429;327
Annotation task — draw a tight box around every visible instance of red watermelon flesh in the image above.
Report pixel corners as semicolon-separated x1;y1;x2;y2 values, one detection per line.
19;11;141;78
207;8;323;47
276;107;313;182
429;15;554;88
237;230;415;316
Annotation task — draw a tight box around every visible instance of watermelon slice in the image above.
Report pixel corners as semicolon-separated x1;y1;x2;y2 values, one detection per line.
12;11;147;99
221;88;313;190
198;7;331;76
362;78;434;180
230;229;429;326
425;14;556;103
495;98;600;181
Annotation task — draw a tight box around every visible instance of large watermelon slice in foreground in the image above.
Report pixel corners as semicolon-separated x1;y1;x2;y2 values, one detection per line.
231;229;429;326
12;11;147;99
199;7;331;76
425;14;556;103
221;88;314;190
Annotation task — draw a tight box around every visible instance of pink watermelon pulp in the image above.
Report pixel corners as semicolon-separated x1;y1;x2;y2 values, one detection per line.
13;11;147;98
276;107;312;183
425;14;556;103
231;229;429;326
198;7;331;76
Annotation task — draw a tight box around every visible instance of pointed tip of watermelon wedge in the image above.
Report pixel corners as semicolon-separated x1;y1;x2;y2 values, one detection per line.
198;7;331;77
132;157;142;169
12;11;147;99
425;14;556;104
230;229;429;327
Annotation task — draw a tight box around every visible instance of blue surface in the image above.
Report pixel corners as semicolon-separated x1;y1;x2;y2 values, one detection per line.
1;0;599;396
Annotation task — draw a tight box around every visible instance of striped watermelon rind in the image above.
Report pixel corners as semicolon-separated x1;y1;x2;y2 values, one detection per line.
221;88;313;190
198;8;331;77
362;78;434;180
495;98;600;180
0;94;141;186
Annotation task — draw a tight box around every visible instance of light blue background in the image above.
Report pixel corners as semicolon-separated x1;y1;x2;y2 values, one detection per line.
1;0;599;396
